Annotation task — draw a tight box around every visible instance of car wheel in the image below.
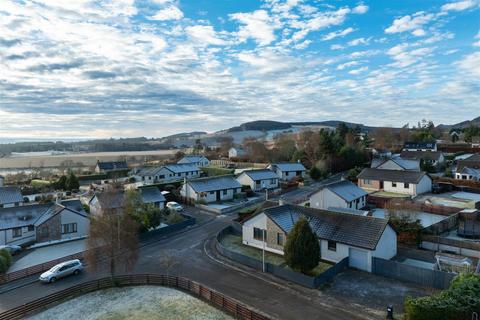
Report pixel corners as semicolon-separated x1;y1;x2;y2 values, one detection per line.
49;277;57;283
73;269;80;275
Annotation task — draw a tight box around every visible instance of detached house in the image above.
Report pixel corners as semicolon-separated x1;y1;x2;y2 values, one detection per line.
133;164;200;184
236;169;279;192
181;176;242;203
357;168;432;196
95;160;128;173
310;180;367;210
177;155;210;167
139;187;166;209
403;141;437;152
400;151;445;168
242;204;396;272
456;154;480;181
228;147;246;159
0;186;24;208
0;199;89;246
268;162;306;181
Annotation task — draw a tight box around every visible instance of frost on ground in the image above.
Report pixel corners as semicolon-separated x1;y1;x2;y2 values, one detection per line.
28;286;234;320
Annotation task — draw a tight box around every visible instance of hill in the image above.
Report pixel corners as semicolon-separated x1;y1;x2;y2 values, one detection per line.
438;116;480;129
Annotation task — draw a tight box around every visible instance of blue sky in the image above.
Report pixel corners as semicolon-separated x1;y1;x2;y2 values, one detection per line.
0;0;479;140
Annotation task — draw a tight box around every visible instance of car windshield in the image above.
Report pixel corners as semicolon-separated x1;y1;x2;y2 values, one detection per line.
50;265;62;272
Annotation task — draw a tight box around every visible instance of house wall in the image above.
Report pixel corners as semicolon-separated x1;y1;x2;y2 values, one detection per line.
36;213;61;243
310;188;347;210
372;226;397;261
415;175;433;195
181;184;240;203
236;174;278;191
242;213;284;255
358;179;381;190
384;180;416;195
0;227;36;246
320;240;351;263
266;217;286;252
60;210;89;240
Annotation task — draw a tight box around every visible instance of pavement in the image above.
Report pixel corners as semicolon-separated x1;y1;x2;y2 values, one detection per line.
0;179;426;320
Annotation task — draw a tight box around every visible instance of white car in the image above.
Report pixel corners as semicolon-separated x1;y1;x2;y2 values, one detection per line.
39;259;83;283
0;245;22;255
166;201;183;212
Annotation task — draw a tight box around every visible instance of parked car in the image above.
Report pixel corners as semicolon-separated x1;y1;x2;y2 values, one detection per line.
166;201;184;212
0;245;22;255
39;259;83;283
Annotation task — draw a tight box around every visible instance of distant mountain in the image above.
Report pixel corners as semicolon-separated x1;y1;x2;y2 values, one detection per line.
227;121;292;132
438;116;480;129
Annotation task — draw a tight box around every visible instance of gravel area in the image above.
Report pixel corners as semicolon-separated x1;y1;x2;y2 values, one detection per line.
27;286;233;320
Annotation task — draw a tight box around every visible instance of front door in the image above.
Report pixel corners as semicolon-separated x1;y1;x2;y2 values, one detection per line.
216;190;221;201
380;180;384;189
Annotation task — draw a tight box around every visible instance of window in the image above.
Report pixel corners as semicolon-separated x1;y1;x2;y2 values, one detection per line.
62;223;77;234
270;178;276;184
404;183;410;189
12;227;22;238
28;225;34;232
285;172;289;176
223;190;227;195
253;228;266;241
277;233;284;246
328;241;337;252
159;175;165;179
392;182;397;187
210;191;215;195
364;179;371;185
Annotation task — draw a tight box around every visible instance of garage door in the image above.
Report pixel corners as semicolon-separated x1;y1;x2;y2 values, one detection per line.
349;248;369;271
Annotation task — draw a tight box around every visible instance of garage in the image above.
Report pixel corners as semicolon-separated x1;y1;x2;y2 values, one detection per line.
349;248;369;271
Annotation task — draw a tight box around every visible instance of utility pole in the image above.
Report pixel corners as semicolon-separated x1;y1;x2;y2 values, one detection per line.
262;228;266;273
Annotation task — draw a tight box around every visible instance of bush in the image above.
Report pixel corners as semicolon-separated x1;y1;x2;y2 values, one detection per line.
284;217;320;274
0;249;12;274
166;212;184;224
404;273;480;320
310;167;322;180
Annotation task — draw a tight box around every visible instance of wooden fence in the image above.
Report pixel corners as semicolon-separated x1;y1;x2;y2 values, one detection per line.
210;160;268;169
0;274;270;320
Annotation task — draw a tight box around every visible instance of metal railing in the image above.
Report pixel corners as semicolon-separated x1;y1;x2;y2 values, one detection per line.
0;274;270;320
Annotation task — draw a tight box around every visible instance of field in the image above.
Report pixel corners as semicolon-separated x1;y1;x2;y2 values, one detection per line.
28;286;233;320
0;150;177;169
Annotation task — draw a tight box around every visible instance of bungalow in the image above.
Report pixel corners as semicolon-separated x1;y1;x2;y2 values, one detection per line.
456;154;480;181
242;204;396;272
89;191;124;216
268;162;306;181
139;187;166;209
0;186;24;208
228;147;246;159
310;180;367;210
400;151;445;167
0;199;89;246
357;168;432;196
403;141;437;152
95;160;128;173
236;169;279;192
180;176;242;203
371;157;420;171
177;155;210;167
133;164;200;184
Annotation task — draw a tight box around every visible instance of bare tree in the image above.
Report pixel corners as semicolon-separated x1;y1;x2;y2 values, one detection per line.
85;187;139;276
159;250;180;277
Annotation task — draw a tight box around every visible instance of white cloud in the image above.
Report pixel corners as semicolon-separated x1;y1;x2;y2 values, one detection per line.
387;44;434;68
348;66;368;75
149;5;183;21
348;37;369;46
322;27;355;41
337;61;360;70
385;12;434;35
352;4;369;14
185;25;226;46
291;7;352;41
229;10;279;45
412;29;426;37
456;52;480;77
441;0;477;12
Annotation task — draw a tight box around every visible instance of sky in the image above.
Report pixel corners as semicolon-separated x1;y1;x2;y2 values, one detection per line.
0;0;479;141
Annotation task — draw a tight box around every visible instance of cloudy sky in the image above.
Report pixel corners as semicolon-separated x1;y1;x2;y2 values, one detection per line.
0;0;479;141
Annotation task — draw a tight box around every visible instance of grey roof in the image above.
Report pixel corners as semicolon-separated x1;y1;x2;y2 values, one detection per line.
0;203;52;230
372;158;420;171
270;162;306;172
319;180;367;202
240;169;279;181
457;154;480;171
34;204;87;227
459;167;480;176
140;187;166;204
135;166;164;177
93;190;125;209
358;168;430;184
60;199;86;213
263;204;390;250
164;164;200;174
187;175;241;193
0;186;23;205
400;151;443;161
97;161;128;171
178;155;208;163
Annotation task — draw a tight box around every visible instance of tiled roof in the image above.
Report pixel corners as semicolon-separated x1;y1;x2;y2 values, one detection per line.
0;186;23;205
319;180;367;202
240;169;279;181
0;203;52;230
400;151;443;161
403;141;436;150
178;155;208;163
263;204;390;250
97;161;128;170
372;158;420;171
187;175;241;193
135;166;164;177
164;164;200;173
94;190;125;209
459;167;480;176
270;162;306;172
140;187;166;204
357;168;429;184
457;154;480;171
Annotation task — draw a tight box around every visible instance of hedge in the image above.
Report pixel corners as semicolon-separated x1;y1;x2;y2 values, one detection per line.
0;249;12;274
404;273;480;320
201;167;234;177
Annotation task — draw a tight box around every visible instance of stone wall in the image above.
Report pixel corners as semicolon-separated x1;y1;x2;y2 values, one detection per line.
36;214;61;243
266;217;286;252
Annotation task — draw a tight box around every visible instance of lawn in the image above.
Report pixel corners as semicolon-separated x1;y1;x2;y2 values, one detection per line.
219;233;285;266
31;179;52;187
28;286;233;320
